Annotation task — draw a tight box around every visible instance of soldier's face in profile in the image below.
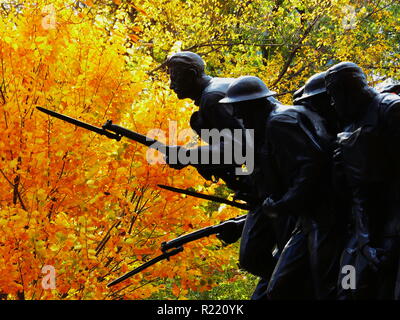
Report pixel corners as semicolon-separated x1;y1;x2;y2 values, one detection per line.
326;77;357;121
327;81;344;113
326;69;371;123
168;64;196;100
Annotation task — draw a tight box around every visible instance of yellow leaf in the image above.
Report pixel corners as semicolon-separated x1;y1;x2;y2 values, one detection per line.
50;244;60;251
9;158;18;169
37;189;47;201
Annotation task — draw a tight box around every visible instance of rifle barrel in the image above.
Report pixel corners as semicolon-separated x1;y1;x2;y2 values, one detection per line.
37;107;171;154
103;122;163;148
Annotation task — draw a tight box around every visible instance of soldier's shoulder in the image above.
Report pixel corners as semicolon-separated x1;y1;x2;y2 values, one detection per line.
267;105;300;131
203;77;235;96
269;104;308;122
200;78;235;108
268;104;325;134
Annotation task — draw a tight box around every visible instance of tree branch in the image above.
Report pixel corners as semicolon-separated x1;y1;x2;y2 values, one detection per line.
146;41;303;76
271;12;325;87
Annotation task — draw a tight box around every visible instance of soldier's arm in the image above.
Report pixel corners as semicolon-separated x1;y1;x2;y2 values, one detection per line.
179;92;248;169
263;113;325;215
382;97;400;140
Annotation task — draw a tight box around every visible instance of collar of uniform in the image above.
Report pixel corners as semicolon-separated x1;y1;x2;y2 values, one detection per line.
194;75;213;106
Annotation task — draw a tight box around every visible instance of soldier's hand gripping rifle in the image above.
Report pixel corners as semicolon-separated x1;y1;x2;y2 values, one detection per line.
106;214;247;287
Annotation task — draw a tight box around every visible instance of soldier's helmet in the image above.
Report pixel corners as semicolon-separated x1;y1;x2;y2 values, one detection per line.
325;61;367;85
294;72;327;104
379;83;400;95
219;76;276;104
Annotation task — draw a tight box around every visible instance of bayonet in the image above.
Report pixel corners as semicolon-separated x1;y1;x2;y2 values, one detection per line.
36;106;168;151
36;107;122;141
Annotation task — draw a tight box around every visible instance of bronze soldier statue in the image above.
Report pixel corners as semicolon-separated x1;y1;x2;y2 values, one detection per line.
165;53;282;296
224;75;340;299
165;51;254;202
294;72;354;300
165;54;297;298
219;76;298;299
326;62;400;299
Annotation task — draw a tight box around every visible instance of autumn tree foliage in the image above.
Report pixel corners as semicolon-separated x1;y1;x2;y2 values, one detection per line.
0;0;398;300
132;0;399;99
0;0;241;300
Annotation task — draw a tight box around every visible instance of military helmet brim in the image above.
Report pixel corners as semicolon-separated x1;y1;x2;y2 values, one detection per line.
294;71;328;103
380;83;400;94
219;91;276;103
219;75;276;104
294;87;327;103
